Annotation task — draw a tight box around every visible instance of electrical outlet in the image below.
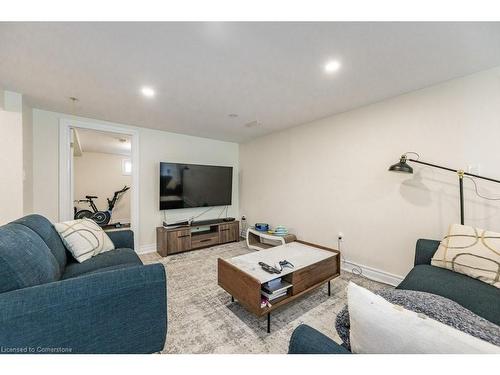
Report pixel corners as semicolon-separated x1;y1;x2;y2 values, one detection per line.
468;164;481;175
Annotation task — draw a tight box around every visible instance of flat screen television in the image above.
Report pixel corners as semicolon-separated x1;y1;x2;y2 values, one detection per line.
159;162;233;210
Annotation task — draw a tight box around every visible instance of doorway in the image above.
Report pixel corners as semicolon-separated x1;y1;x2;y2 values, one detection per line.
59;119;139;249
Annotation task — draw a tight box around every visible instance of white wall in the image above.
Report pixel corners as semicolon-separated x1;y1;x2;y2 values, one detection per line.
74;151;132;223
240;67;500;281
140;127;239;247
22;100;33;214
0;91;23;224
32;109;239;250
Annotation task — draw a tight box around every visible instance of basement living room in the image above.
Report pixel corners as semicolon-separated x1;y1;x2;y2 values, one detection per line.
1;4;500;373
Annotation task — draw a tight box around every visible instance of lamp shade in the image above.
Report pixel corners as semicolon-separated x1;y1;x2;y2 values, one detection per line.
389;156;413;173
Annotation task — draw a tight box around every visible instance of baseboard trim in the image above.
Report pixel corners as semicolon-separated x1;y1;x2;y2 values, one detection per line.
137;243;157;254
341;260;403;287
137;244;403;284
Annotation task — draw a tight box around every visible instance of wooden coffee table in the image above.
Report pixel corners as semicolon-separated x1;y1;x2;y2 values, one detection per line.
217;240;340;332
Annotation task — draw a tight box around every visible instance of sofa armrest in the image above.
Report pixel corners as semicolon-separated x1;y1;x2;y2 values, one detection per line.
0;263;167;354
414;239;440;266
107;229;134;250
288;324;351;354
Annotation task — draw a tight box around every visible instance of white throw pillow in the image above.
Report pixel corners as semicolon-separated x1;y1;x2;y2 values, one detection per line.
347;282;500;354
431;224;500;288
54;218;115;263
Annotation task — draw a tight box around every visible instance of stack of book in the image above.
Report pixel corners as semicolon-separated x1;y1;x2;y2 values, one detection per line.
261;278;292;305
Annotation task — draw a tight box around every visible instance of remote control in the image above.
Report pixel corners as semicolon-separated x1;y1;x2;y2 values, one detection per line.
258;261;281;274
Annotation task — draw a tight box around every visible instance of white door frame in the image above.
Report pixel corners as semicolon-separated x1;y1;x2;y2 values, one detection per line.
59;118;140;250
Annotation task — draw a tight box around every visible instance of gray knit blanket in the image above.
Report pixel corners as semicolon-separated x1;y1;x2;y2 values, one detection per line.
335;289;500;350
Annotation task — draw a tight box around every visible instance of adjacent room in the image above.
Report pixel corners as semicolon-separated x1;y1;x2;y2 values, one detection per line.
72;128;132;230
0;19;499;361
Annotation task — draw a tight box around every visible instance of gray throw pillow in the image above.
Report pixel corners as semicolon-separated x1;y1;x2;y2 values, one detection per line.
335;289;500;351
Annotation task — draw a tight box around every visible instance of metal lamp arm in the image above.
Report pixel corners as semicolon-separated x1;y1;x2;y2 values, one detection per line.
407;159;500;184
406;157;500;225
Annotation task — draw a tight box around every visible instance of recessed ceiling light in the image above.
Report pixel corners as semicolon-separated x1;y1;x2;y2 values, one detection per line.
324;60;341;74
245;121;261;128
141;86;155;98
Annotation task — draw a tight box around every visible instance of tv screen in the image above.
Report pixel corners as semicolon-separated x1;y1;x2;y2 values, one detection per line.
159;162;233;210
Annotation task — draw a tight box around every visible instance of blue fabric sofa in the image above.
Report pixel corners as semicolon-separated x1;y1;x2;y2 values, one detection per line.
289;239;500;354
0;214;167;354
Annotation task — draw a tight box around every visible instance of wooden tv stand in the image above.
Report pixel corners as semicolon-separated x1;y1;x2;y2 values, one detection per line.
156;220;239;257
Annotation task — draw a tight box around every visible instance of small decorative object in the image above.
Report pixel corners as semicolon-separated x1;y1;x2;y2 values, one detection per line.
255;223;269;231
271;225;289;236
261;297;272;308
240;215;248;238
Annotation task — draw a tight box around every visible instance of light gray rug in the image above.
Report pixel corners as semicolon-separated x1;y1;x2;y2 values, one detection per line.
140;240;389;354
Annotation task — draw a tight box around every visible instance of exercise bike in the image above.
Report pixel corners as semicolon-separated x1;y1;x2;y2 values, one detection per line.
74;186;130;226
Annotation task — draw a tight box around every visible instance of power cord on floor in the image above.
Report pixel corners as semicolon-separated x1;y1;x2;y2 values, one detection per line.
338;236;363;281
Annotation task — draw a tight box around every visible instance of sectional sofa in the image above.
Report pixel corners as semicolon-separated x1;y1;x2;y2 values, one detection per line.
289;239;500;353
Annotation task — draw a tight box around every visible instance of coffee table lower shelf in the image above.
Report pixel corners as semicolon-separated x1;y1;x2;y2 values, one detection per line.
231;278;334;333
217;240;340;333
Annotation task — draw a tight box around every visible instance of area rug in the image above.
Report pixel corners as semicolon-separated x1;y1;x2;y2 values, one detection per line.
140;240;389;354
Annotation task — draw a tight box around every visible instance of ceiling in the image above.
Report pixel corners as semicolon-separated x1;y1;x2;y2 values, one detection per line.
75;128;131;156
1;22;500;142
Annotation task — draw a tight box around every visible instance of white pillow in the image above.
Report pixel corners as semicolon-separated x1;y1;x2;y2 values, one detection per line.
347;282;500;354
54;218;115;263
431;223;500;288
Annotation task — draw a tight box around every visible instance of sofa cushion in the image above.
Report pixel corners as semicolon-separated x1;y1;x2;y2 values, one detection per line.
397;264;500;326
0;223;60;292
336;288;500;350
55;218;115;263
348;282;499;353
107;230;135;250
431;224;500;288
12;214;68;273
62;248;142;280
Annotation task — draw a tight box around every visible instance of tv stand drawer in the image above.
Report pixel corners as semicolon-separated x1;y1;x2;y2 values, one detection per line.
172;229;190;238
191;235;219;249
290;255;338;295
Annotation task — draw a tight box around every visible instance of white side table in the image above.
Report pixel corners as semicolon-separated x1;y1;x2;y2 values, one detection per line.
246;227;297;250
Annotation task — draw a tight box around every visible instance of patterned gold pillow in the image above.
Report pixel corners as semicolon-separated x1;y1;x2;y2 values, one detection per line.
431;224;500;288
54;218;115;263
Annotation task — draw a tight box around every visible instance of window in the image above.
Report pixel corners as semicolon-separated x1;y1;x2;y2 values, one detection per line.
122;159;132;176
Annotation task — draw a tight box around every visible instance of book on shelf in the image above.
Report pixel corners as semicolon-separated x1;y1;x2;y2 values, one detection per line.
267;278;282;288
262;279;292;295
261;289;288;301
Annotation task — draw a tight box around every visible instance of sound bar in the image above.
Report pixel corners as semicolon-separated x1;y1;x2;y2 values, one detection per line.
191;217;235;226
